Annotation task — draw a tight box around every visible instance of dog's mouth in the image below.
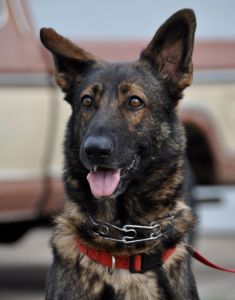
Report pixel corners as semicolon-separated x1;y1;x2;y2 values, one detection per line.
86;156;139;198
87;168;121;198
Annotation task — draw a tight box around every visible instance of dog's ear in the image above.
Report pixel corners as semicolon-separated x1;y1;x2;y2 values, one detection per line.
40;28;96;93
140;9;196;100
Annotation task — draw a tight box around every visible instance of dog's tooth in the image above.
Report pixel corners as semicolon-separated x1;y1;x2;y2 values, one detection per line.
90;167;95;173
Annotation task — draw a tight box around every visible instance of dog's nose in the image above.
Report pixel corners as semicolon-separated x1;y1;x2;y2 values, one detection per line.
84;136;113;159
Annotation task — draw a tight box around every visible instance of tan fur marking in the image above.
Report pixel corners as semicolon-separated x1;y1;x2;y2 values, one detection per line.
52;200;85;264
79;83;103;125
67;176;80;189
53;231;78;263
163;242;191;299
163;242;187;269
173;201;197;234
80;83;103;103
152;161;183;204
55;72;68;90
159;122;170;139
79;256;160;299
118;82;149;132
118;82;148;105
79;257;104;295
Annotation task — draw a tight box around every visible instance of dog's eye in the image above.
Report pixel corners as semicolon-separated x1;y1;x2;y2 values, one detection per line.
81;95;93;109
127;97;144;110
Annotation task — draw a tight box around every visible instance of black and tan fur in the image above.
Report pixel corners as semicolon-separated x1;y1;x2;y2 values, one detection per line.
40;9;199;299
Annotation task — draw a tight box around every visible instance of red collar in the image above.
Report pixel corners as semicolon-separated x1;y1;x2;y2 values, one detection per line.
77;240;235;274
77;239;176;273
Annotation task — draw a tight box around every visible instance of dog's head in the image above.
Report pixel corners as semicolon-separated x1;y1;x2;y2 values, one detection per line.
40;9;196;201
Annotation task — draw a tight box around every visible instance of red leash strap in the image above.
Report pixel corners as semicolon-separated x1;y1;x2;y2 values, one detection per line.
189;246;235;274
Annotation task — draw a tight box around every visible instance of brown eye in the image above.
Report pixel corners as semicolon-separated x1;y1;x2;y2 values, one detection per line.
81;95;93;109
127;97;144;110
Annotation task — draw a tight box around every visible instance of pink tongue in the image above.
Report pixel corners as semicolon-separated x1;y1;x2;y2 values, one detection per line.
87;169;121;198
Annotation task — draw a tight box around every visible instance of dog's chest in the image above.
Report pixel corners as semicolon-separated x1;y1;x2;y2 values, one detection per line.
79;256;160;299
109;270;159;299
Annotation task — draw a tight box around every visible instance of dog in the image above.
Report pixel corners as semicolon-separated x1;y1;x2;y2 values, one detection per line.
40;8;199;299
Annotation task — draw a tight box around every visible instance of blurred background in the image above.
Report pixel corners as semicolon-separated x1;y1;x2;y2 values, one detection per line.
0;0;235;299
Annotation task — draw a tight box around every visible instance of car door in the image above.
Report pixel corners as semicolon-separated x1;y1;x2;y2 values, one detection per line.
0;0;55;224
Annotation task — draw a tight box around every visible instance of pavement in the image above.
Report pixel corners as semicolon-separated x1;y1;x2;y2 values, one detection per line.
0;228;234;300
0;228;50;300
193;234;235;300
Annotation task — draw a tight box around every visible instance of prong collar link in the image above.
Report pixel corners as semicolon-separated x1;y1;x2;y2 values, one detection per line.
88;212;174;244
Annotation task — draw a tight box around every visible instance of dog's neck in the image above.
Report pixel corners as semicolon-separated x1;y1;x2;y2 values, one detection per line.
53;198;195;263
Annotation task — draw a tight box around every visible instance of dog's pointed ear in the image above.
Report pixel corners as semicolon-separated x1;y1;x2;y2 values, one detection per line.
40;28;96;93
140;9;196;100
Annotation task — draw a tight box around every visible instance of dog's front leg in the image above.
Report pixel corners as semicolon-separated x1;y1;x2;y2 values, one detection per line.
45;259;83;300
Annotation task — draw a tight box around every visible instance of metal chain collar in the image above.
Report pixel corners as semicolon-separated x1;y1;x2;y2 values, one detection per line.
88;213;174;244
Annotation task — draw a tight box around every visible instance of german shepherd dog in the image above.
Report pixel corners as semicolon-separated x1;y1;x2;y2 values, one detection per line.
40;9;199;299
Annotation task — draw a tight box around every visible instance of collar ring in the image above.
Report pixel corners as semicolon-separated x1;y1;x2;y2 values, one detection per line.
106;255;116;275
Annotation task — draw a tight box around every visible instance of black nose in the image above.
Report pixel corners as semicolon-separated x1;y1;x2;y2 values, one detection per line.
84;136;113;159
